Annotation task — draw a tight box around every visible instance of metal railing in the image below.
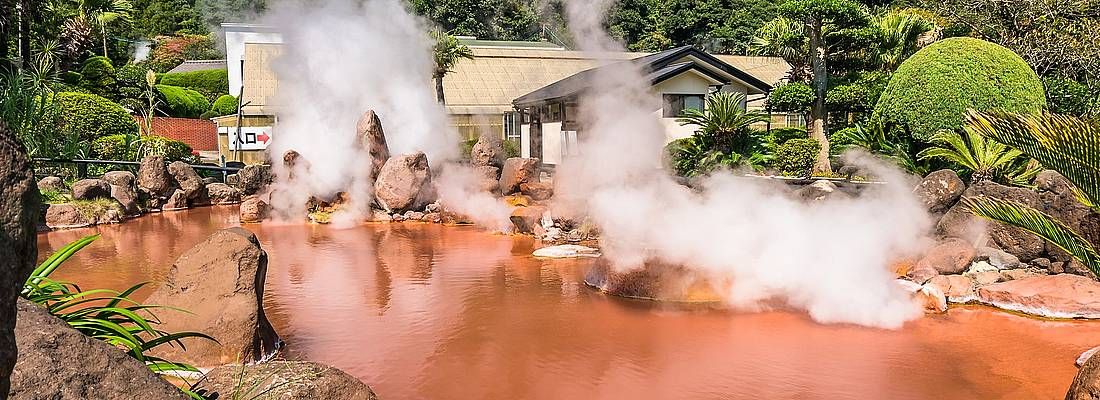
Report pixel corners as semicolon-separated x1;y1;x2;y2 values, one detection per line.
33;158;242;180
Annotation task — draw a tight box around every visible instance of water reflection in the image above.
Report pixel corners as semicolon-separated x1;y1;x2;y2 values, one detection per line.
39;207;1100;400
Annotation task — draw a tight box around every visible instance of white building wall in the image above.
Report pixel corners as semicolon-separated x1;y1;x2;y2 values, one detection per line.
223;24;283;97
520;124;531;158
541;122;563;164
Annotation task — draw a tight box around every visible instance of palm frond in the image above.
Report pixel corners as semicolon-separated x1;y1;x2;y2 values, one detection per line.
964;196;1100;278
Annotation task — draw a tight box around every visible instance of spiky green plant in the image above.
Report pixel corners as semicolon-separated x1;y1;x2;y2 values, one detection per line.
916;123;1026;184
961;110;1100;277
832;122;924;174
430;30;474;105
24;235;216;376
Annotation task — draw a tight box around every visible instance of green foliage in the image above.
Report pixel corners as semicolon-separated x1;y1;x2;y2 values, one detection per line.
767;82;814;112
874;9;936;71
211;94;237;116
137;134;197;162
916;127;1026;184
830;123;924;174
130;0;208;38
53;91;139;145
23;235;215;376
91;133;138;160
79;56;117;98
774;138;821;176
1;73;65;158
872;37;1048;142
62;71;83;85
502;139;520;158
778;0;868;26
1044;77;1100;117
665;93;773;177
158;68;229;100
155;84;210;118
142;34;221;73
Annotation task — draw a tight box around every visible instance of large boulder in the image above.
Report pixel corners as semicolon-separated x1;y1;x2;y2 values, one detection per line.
0;125;39;394
44;204;91;228
167;161;204;199
1037;170;1100;263
36;176;65;193
927;274;976;301
9;299;190;399
240;196;269;223
195;361;378;400
474;165;500;193
375;152;434;212
137;155;172;196
236;164;273;196
975;274;1100;319
145;228;281;366
1069;350;1100;400
110;183;141;217
520;181;554;201
70;178;111;200
585;259;726;302
102;170;135;187
499;157;539;195
163;189;188;211
913;169;966;213
916;238;976;275
510;206;546;235
205;183;242;204
356;110;391;182
937;180;1046;261
470;133;505;169
797;180;849;201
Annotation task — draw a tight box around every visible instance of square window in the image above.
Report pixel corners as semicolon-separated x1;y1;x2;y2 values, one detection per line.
663;94;705;118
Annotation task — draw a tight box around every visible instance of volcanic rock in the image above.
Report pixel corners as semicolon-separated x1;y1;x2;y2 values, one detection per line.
798;180;848;201
375;152;434;212
110;182;141;216
499;157;540;195
102;170;135;187
9;299;190;399
975;274;1100;318
966;260;999;274
206;183;242;204
585;259;726;302
978;246;1022;269
1037;170;1100;260
917;283;948;313
240;197;269;223
905;266;938;285
370;209;393;222
938;181;1046;261
36;176;65;193
44;204;92;228
70;179;111;200
168;161;204;199
145;228;281;366
1068;347;1100;399
510;206;546;235
521;181;554;201
1002;268;1042;281
471;133;505;168
1078;346;1100;368
1031;257;1052;270
916;238;976;275
913;169;966;213
236;164;273;195
356;110;390;182
424;212;442;223
927;274;976;300
474;165;500;193
195;361;377;400
0;126;39;395
163;189;188;211
969;270;1004;285
137;155;172;196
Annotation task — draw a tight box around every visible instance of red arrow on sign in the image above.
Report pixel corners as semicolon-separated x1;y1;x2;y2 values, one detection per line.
257;131;271;144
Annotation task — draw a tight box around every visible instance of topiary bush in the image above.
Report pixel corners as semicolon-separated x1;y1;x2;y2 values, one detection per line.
774;138;821;176
92;134;195;162
155;84;211;118
210;94;238;116
158;68;228;100
767;82;815;112
79;56;117;98
871;37;1047;142
51;92;139;143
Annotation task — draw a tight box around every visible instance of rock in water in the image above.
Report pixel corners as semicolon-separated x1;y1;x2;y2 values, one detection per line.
168;161;204;199
797;180;847;201
470;133;505;168
976;274;1100;319
927;274;976;301
236;164;273;195
374;152;434;212
36;176;65;193
1068;348;1100;400
163;189;188;211
240;196;269;223
137;155;172;196
44;204;92;228
499;157;540;195
0;124;39;395
104;171;140;216
916;238;976;275
532;245;601;258
145;228;281;366
195;361;378;400
356;110;390;182
1078;346;1100;368
206;183;242;204
9;299;190;399
70;178;111;200
510;206;546;234
913;169;965;213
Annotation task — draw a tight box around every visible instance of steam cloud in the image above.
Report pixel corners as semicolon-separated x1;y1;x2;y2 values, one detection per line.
554;0;934;328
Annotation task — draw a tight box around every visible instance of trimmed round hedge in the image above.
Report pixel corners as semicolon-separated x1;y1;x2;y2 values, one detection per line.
871;37;1046;142
158;68;229;100
774;138;820;176
52;92;139;142
767;82;814;112
92;134;194;162
156;84;211;118
211;94;238;116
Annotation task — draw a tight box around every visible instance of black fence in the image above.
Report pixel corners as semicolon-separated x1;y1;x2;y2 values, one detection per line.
33;158;242;181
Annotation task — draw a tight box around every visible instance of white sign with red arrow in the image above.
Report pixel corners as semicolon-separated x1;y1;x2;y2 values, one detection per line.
219;126;273;151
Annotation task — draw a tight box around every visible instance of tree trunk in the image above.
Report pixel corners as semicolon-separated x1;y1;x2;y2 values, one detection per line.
434;73;446;104
808;19;831;173
16;0;31;70
101;23;109;57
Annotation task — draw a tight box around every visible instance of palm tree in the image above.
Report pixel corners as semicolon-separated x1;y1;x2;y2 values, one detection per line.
875;10;936;71
749;17;810;82
429;30;473;104
672;92;770;174
961;110;1100;278
916;124;1026;183
76;0;133;57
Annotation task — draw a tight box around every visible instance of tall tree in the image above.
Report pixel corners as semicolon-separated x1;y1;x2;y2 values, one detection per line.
430;30;474;104
776;0;867;173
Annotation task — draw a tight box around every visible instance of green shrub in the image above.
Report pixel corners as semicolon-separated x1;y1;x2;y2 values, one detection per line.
1044;77;1099;117
871;37;1047;142
39;189;68;204
503;139;520;158
61;71;82;85
155;84;211;118
766;127;807;146
90;134;137;160
52;92;139;143
767;82;815;112
136;135;196;162
774;138;821;175
158;68;228;98
115;64;146;89
79;56;117;98
210;94;238;116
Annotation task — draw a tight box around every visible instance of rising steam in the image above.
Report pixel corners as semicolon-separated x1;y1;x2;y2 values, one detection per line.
554;0;934;328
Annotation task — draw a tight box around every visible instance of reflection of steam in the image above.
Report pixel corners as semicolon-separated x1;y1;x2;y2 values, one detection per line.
556;0;933;328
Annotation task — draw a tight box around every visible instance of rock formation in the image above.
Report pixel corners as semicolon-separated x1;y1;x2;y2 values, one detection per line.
356;110;391;182
470;133;505;169
104;171;140;216
70;179;111;200
145;228;281;366
236;164;273;196
375;152;434;212
585;259;727;302
137;155;172;197
9;299;191;399
975;274;1100;319
913;169;965;213
240;196;270;223
0;122;39;395
509;205;546;235
167;161;204;200
206;183;242;204
195;361;378;400
499;157;539;195
36;176;65;193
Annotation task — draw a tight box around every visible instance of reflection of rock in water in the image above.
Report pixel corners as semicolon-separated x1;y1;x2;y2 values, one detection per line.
584;258;728;303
